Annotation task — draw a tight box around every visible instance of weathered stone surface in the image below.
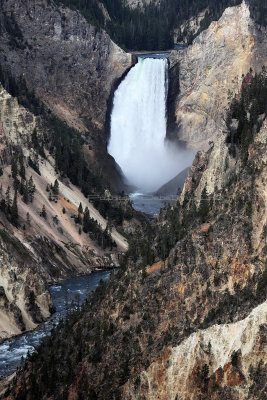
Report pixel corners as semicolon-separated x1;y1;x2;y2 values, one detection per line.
123;301;267;400
0;0;134;188
0;235;53;342
0;80;128;340
168;1;267;150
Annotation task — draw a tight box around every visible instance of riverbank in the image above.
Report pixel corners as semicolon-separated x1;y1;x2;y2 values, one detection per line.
0;271;111;378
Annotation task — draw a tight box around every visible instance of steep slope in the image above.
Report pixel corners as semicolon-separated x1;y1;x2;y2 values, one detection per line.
124;301;267;399
4;101;266;400
0;0;140;341
0;79;130;340
168;1;267;152
3;15;266;399
0;0;133;189
1;2;266;399
155;168;189;196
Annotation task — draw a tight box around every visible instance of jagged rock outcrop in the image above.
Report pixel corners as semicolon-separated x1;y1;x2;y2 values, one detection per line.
0;0;134;188
168;1;267;151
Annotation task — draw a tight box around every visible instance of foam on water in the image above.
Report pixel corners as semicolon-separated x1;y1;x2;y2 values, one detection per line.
108;57;193;193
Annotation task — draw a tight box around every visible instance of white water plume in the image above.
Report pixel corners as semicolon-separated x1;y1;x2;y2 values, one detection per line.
108;57;193;193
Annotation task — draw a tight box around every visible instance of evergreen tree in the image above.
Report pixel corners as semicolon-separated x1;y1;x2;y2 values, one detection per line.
10;189;19;226
78;202;83;214
19;154;26;180
19;179;25;196
26;212;31;226
28;176;36;202
198;186;209;222
11;156;18;180
83;207;90;233
5;186;11;210
0;199;6;213
23;181;29;204
52;179;59;196
32;128;39;149
41;205;47;219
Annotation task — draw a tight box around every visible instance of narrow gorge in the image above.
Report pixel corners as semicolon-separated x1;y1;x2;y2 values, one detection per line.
0;0;266;399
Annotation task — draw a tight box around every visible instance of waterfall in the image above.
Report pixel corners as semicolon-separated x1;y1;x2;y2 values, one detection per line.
108;57;193;193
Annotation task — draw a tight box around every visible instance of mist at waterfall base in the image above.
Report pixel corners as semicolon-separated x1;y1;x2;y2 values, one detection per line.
108;57;193;194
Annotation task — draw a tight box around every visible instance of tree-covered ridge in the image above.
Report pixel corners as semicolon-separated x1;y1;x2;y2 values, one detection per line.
226;68;267;164
0;63;137;227
52;0;265;51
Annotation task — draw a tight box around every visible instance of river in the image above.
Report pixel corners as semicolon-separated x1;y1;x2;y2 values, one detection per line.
0;271;110;378
130;192;175;217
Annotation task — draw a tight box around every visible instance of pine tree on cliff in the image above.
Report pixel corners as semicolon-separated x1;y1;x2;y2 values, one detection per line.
52;179;59;196
41;205;47;219
19;153;26;180
5;186;11;211
78;202;83;214
28;176;36;202
11;155;18;180
23;180;29;204
10;189;19;226
83;207;90;233
198;186;209;223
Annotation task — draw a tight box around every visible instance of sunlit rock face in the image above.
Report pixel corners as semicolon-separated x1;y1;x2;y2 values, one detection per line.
123;301;267;400
168;1;267;199
168;1;267;151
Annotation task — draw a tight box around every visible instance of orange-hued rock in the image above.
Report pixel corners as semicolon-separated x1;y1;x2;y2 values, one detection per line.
147;261;163;275
223;362;246;387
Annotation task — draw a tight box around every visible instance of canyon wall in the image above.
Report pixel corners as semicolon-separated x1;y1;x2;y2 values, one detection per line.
0;82;129;340
0;0;134;188
168;1;266;150
0;0;136;340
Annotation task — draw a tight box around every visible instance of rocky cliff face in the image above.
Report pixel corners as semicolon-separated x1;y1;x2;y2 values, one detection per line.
173;9;207;44
0;0;134;188
0;232;53;342
0;78;129;340
4;83;265;399
168;1;266;151
124;300;267;400
0;2;266;398
121;115;267;399
0;0;136;341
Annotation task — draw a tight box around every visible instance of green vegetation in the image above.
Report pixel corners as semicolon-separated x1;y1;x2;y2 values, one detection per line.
226;69;267;164
54;0;246;51
81;206;116;249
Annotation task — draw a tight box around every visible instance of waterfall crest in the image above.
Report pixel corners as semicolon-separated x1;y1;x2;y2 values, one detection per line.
108;57;193;193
